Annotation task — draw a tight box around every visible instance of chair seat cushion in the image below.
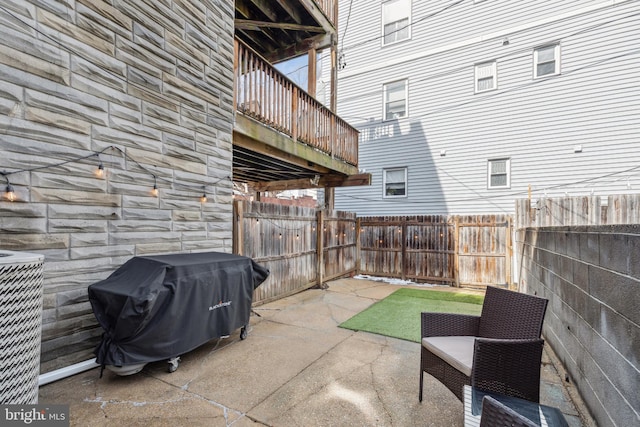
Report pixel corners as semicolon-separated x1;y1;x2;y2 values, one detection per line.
422;336;476;377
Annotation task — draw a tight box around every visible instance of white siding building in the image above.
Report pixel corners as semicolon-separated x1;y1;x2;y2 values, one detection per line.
331;0;640;216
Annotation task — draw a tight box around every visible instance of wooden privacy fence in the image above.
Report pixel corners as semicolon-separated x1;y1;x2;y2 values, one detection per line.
358;215;512;289
234;201;513;304
235;195;640;303
233;200;356;305
515;194;640;228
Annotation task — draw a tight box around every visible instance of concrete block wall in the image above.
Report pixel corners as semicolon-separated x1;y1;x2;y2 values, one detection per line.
0;0;235;372
517;225;640;427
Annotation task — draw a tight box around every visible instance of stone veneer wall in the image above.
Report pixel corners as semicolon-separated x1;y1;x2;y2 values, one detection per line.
517;225;640;427
0;0;235;372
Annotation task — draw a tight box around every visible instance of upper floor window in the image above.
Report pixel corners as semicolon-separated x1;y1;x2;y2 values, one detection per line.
475;61;497;93
383;167;408;197
382;0;411;46
488;158;510;189
383;79;408;120
534;44;560;78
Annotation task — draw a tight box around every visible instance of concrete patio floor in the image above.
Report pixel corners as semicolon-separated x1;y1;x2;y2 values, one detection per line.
38;278;595;426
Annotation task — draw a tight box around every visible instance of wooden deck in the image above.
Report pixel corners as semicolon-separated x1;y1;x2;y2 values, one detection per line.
233;38;360;186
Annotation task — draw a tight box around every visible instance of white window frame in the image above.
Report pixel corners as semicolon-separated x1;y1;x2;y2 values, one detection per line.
475;61;497;93
487;158;510;189
383;167;408;198
382;0;411;46
533;43;561;79
383;79;408;121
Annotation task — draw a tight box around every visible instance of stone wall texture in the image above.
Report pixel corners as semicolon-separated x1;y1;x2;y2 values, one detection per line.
0;0;235;373
517;225;640;427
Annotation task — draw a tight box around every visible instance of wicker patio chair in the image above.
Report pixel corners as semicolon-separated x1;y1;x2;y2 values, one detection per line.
479;396;537;427
419;286;548;402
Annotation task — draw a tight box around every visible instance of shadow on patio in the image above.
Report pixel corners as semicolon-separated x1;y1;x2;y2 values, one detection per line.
38;278;594;426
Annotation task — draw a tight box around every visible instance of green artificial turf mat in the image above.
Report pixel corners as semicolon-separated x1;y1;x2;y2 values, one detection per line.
339;287;484;342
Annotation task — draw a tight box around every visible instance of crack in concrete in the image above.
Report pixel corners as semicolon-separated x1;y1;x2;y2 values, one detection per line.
242;332;355;423
84;392;247;426
370;339;393;425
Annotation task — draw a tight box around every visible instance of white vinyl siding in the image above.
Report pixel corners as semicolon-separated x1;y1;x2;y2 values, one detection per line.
334;0;640;216
534;44;560;78
382;0;411;46
383;168;408;197
475;61;497;92
488;159;510;189
383;79;408;120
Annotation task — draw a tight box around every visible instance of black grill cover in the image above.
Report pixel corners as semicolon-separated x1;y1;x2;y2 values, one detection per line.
88;252;269;367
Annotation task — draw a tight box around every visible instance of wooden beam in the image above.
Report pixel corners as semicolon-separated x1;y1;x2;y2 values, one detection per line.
273;0;303;24
316;209;325;289
308;46;317;97
324;187;334;211
233;200;244;255
246;173;371;193
299;0;335;31
264;33;332;63
247;0;279;21
234;131;332;176
322;173;371;187
235;19;325;33
234;114;359;176
235;0;252;18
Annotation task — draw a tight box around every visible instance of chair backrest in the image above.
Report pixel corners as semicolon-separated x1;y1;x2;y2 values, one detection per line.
478;286;548;339
479;396;538;427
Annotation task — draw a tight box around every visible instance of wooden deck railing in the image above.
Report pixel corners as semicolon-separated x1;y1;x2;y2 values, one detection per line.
316;0;337;26
234;38;358;166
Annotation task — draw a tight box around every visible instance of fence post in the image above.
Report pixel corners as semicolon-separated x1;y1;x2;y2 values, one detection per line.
316;209;325;289
454;216;460;287
506;216;512;288
401;218;407;281
233;200;244;256
355;217;361;275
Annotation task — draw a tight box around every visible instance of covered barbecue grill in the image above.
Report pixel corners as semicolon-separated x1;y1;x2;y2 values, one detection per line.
88;252;269;374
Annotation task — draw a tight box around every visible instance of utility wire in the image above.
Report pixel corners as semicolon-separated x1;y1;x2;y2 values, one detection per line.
336;163;640;205
338;9;640;105
341;0;354;52
287;0;466;76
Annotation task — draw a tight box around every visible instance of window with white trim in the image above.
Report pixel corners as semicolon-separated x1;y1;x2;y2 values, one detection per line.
383;79;407;120
488;158;510;189
475;61;497;93
383;167;407;197
534;44;560;78
382;0;411;46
